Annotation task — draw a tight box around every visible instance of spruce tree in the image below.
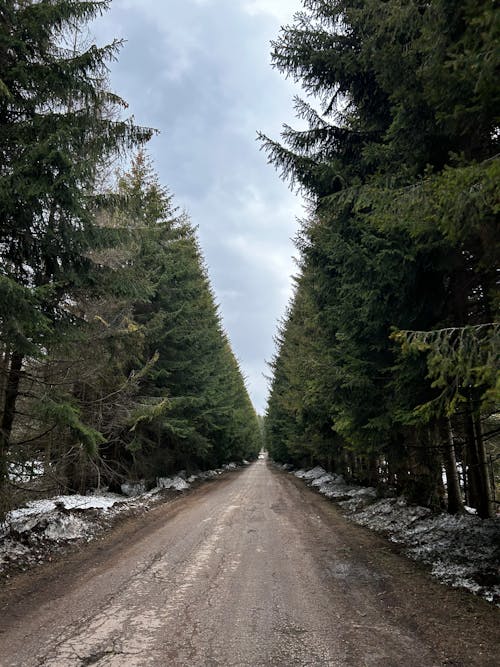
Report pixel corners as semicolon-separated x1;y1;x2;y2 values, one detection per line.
263;0;498;514
110;154;261;478
0;0;151;513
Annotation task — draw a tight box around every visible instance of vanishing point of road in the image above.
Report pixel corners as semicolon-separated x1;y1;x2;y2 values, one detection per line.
0;460;498;666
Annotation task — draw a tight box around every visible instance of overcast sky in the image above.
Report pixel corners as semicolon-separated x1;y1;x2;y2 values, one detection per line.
92;0;306;413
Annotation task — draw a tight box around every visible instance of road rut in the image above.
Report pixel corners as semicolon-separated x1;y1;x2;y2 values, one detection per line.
0;460;498;666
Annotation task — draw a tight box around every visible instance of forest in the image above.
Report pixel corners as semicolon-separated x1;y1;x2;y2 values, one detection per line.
0;0;498;525
0;0;261;519
263;0;499;518
1;4;500;663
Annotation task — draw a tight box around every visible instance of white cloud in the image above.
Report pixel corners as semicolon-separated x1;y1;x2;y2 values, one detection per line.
226;235;294;280
242;0;301;22
91;0;306;412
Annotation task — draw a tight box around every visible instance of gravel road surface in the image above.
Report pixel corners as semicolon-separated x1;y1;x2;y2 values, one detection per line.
0;460;498;666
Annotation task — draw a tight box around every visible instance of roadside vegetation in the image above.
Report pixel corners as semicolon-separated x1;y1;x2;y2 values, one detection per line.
263;0;499;518
0;1;260;519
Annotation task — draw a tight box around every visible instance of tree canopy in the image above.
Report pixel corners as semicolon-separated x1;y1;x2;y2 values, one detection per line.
0;2;260;516
263;0;499;517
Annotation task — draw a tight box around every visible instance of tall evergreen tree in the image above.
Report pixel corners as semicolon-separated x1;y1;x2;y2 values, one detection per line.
263;0;498;516
0;0;152;514
105;153;261;479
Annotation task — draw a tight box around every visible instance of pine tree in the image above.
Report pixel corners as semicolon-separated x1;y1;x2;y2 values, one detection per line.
0;0;152;514
109;154;261;479
262;0;498;515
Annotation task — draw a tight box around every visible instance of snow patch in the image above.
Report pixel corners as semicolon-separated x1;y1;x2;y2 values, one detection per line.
285;463;500;604
311;473;335;487
8;494;124;523
157;476;190;491
43;514;92;541
1;463;244;578
198;470;218;480
317;481;352;500
302;466;327;480
8;509;93;541
352;498;432;533
121;481;146;497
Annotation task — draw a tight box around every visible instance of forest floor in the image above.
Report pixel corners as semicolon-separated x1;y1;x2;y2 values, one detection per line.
0;460;499;666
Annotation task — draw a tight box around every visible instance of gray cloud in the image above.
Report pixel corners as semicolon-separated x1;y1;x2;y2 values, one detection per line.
92;0;305;411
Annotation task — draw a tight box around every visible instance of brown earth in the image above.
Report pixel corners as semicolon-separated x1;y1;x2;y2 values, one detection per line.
0;460;498;666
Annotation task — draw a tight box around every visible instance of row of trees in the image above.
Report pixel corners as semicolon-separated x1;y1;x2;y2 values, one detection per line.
263;0;499;517
0;1;260;517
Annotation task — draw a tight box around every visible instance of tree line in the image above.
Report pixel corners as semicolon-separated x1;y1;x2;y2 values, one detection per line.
0;0;260;517
263;0;499;517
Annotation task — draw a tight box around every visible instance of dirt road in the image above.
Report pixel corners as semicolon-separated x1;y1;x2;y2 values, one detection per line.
0;460;498;666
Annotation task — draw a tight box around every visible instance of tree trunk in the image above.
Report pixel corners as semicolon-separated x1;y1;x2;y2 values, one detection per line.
0;351;24;516
464;408;481;509
406;428;444;510
368;455;379;487
0;345;8;414
440;418;464;514
471;405;494;518
464;394;494;518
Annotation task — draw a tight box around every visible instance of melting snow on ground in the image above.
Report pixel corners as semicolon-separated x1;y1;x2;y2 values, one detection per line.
0;463;242;577
157;476;190;492
280;463;500;604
